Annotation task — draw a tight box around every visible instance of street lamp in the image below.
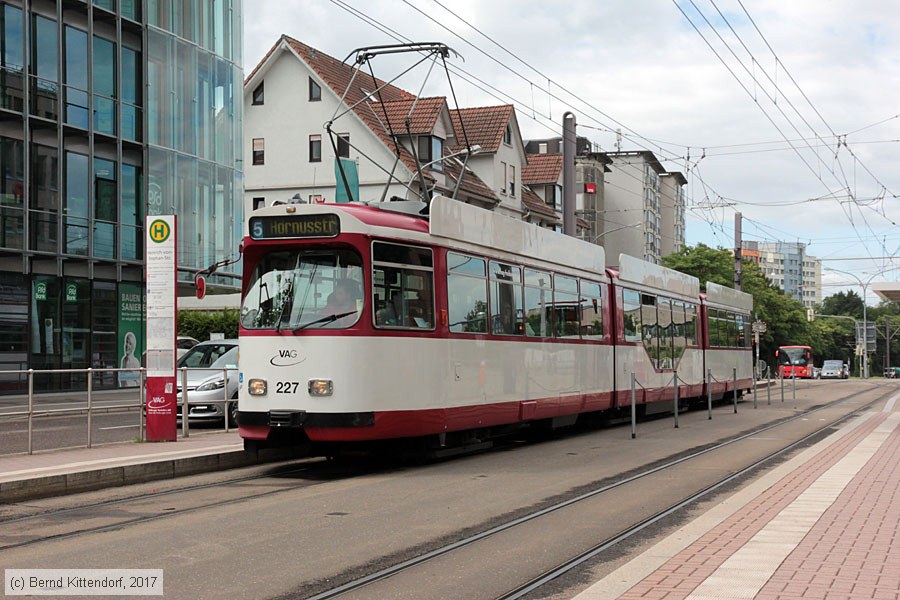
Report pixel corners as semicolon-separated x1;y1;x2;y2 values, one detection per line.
823;265;900;378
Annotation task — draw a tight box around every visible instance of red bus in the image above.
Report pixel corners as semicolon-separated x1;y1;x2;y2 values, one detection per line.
776;345;814;378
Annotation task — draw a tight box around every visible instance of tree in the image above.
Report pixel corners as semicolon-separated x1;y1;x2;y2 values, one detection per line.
662;244;813;368
820;290;864;319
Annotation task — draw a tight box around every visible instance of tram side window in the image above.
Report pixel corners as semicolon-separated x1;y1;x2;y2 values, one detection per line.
489;261;523;335
684;302;697;346
641;294;658;361
622;289;641;343
707;309;718;347
524;268;551;337
553;275;580;338
736;314;748;348
447;252;488;333
372;242;434;329
725;312;737;347
657;298;674;369
672;301;686;360
580;281;603;340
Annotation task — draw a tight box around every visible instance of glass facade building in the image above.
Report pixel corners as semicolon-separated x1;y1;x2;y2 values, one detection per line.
0;0;243;391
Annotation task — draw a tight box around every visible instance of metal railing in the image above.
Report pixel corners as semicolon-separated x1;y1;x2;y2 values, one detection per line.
0;366;238;455
628;367;764;438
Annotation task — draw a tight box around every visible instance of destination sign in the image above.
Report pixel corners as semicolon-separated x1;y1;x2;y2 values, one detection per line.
250;214;340;240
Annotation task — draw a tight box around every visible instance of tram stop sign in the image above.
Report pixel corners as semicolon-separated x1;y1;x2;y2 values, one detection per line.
752;321;767;333
195;275;206;300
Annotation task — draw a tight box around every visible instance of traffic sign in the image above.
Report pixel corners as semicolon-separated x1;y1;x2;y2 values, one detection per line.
752;321;767;333
195;275;206;300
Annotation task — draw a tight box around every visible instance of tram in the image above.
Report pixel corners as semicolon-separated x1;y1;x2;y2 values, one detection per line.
236;196;753;452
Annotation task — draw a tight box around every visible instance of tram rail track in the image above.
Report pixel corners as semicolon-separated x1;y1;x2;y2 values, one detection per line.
301;382;894;600
0;381;890;599
0;460;331;551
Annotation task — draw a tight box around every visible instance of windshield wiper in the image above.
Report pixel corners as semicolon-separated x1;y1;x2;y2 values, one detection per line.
293;311;356;331
274;278;295;333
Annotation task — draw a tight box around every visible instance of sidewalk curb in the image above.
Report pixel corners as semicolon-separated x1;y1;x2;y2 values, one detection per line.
0;446;307;504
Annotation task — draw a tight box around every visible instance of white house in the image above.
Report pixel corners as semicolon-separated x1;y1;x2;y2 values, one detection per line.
243;36;501;219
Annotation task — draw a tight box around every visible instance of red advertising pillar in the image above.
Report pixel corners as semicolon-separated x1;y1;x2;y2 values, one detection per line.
145;215;177;441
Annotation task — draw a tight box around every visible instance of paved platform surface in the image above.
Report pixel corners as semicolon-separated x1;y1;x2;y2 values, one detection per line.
575;391;900;600
0;431;249;503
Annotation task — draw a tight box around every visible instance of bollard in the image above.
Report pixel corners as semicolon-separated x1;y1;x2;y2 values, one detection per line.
780;371;785;403
139;368;146;441
707;369;712;420
792;374;796;403
223;367;230;433
673;373;679;429
631;373;636;439
753;371;757;409
733;367;737;414
87;368;93;448
181;367;190;438
27;369;34;455
766;366;771;406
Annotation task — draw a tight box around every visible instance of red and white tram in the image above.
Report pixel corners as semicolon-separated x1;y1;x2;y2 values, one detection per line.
237;196;753;452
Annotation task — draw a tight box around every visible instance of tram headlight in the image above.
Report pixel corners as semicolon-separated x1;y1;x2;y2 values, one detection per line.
248;379;267;396
308;379;333;396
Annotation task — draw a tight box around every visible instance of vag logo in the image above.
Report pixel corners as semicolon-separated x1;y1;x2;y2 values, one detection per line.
270;349;305;367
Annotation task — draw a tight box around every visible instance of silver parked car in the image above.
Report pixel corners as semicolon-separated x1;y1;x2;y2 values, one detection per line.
176;340;239;424
820;359;849;380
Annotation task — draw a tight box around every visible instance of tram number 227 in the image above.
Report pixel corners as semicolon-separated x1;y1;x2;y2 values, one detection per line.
276;381;301;394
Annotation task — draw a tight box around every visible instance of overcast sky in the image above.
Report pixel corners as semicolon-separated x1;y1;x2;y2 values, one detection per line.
243;0;900;304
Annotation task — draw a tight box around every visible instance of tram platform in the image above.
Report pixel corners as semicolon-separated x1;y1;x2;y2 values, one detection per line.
575;390;900;600
0;431;287;504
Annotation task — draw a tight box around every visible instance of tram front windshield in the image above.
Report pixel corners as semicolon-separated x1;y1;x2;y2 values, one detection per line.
778;347;809;366
241;249;364;330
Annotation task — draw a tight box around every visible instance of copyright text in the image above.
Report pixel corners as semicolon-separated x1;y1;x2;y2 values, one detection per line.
5;570;163;596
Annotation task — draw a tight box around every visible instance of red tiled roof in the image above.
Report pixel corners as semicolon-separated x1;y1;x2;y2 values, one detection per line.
522;153;563;185
521;186;560;221
376;97;446;135
283;35;413;105
449;105;514;153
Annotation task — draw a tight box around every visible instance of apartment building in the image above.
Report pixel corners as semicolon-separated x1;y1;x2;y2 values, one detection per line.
743;241;822;307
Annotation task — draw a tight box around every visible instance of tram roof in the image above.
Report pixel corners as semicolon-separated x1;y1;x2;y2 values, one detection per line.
705;281;754;313
429;196;605;276
616;254;700;300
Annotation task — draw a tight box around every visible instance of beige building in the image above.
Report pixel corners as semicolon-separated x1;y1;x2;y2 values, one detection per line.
659;172;687;256
743;241;822;308
602;151;666;265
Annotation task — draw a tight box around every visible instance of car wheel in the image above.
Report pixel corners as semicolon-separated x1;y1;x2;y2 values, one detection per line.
228;392;239;427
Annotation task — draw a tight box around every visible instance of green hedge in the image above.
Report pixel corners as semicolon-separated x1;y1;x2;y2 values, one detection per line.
178;310;239;341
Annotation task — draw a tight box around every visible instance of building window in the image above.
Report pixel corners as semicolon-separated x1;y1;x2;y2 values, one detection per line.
503;124;512;146
252;81;264;105
538;142;547;154
508;164;516;197
416;136;443;171
309;77;321;101
309;134;321;162
252;197;265;210
500;161;507;194
252;138;264;165
337;133;350;158
417;136;432;162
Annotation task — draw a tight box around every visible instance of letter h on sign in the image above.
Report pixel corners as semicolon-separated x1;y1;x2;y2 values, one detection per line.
151;221;167;239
